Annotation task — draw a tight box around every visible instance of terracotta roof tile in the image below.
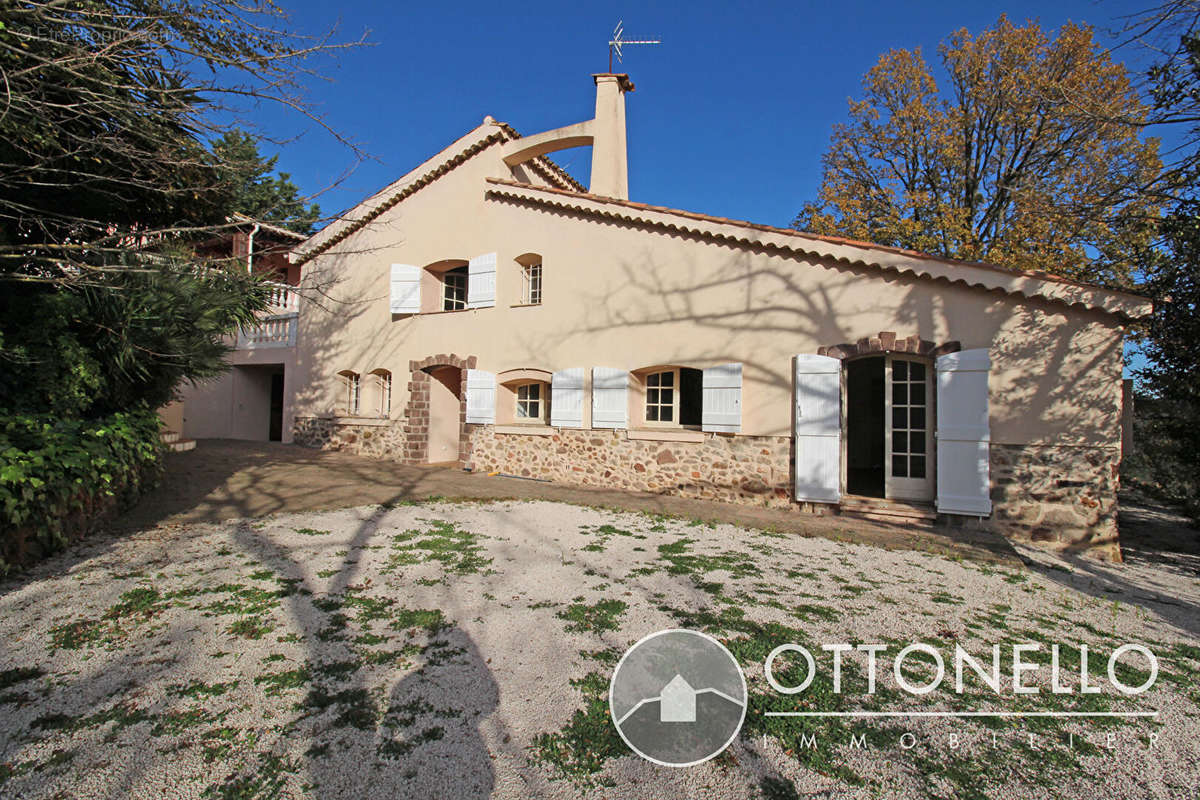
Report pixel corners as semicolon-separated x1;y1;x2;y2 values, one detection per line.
483;177;1151;312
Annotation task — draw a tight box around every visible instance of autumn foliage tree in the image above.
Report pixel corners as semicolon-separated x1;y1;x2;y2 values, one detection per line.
796;16;1162;287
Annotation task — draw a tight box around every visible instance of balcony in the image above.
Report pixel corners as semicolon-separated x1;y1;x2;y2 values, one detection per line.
236;283;299;350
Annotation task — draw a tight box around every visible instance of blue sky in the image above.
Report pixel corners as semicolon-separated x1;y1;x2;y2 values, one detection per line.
253;0;1158;228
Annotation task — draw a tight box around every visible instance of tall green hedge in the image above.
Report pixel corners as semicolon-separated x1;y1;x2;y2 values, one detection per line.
0;408;162;575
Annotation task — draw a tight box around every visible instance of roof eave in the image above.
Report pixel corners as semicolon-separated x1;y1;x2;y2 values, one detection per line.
482;179;1153;320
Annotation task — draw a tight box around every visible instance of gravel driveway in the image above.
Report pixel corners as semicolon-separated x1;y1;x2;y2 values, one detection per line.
0;498;1197;799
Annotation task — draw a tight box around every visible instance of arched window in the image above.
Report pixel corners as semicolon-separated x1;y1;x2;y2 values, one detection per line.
422;259;470;313
497;368;553;425
337;370;360;416
515;253;542;306
634;366;702;427
368;369;392;417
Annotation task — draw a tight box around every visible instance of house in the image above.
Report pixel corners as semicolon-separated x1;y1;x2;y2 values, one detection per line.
285;73;1150;561
659;675;698;723
159;215;307;445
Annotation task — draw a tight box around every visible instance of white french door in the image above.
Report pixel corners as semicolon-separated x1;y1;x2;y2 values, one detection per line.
884;356;934;501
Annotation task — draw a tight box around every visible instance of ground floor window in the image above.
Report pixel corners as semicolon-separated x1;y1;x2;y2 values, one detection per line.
338;370;360;415
369;369;391;416
515;382;546;422
643;367;702;427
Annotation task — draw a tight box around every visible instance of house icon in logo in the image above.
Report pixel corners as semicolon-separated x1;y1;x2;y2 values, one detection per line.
659;674;697;723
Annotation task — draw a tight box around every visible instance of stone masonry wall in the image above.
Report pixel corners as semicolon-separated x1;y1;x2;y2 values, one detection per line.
293;416;408;460
466;426;792;507
988;443;1122;561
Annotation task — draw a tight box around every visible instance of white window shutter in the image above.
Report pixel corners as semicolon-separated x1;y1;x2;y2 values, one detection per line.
467;252;497;308
793;354;842;503
465;369;496;424
389;264;421;314
702;363;742;433
550;368;585;428
935;349;992;515
591;368;628;429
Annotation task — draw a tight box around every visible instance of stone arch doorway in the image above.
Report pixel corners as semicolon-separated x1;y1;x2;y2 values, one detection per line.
427;366;462;464
403;354;476;466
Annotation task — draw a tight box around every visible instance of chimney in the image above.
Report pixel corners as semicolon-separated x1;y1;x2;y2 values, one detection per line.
589;73;634;200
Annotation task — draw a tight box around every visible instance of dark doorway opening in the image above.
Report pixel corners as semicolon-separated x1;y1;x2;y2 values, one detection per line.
269;372;284;442
846;356;885;497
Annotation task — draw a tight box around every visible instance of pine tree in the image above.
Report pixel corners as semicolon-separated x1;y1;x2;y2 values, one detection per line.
211;131;322;235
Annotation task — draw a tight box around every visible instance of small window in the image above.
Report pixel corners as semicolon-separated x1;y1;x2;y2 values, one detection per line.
338;370;360;415
522;261;542;305
443;266;467;311
369;369;391;416
645;370;675;423
643;367;702;427
516;383;547;422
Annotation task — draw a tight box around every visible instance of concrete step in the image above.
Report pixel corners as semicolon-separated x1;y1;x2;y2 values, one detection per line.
839;496;937;523
160;430;181;443
166;438;196;453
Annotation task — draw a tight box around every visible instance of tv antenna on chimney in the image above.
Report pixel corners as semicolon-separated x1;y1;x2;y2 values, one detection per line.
608;20;660;72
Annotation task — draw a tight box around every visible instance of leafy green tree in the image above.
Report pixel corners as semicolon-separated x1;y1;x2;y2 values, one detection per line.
0;1;360;281
797;16;1161;287
212;130;322;235
1133;204;1200;515
0;2;358;422
0;257;268;418
1130;23;1200;516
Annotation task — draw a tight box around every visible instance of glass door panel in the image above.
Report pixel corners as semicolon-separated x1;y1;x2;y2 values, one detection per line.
885;356;934;501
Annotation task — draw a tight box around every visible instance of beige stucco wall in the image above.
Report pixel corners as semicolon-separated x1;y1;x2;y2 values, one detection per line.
180;347;295;442
294;142;1127;453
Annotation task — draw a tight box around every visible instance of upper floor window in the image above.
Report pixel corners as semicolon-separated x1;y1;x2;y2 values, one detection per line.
643;367;702;427
338;370;360;416
515;252;543;306
522;261;542;305
443;266;468;311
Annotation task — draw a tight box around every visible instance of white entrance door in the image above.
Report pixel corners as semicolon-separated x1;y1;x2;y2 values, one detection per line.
885;356;934;501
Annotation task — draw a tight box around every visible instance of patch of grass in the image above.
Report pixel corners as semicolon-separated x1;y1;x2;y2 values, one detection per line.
314;660;360;681
295;528;332;536
382;519;492;576
648;537;761;581
169;680;240;699
301;687;378;730
576;523;647;553
105;587;170;619
254;668;311;697
202;752;299;799
760;776;801;800
556;599;628;634
389;608;448;634
228;618;275;639
200;726;258;763
0;666;44;691
529;671;623;786
378;725;445;758
152;707;222;736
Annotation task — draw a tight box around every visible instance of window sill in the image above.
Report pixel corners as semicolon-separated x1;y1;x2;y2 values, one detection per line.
494;424;554;436
421;307;483;315
627;428;705;443
330;416;393;426
509;302;543;309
